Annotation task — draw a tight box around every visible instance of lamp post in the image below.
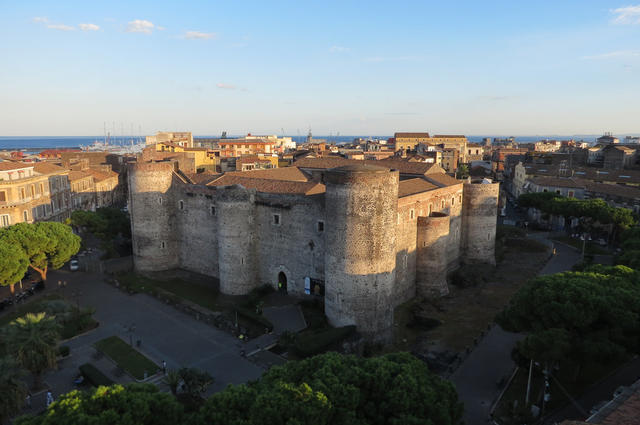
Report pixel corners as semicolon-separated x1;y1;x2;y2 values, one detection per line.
125;323;136;346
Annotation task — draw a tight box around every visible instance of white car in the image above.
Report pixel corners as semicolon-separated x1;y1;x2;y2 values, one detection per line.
69;259;79;271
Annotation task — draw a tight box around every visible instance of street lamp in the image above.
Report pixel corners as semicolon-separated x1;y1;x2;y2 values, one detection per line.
125;323;136;346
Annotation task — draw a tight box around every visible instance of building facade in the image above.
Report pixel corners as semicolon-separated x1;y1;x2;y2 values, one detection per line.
129;158;499;341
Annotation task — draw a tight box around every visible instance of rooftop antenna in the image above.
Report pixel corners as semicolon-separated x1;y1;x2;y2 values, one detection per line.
103;122;107;144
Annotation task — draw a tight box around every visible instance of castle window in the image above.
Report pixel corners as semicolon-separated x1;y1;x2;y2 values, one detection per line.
451;197;455;206
179;200;184;210
0;214;10;227
317;221;324;232
441;200;445;209
210;205;216;216
158;197;163;205
410;209;415;220
428;204;432;215
459;194;462;203
160;241;165;249
273;214;281;225
487;233;491;241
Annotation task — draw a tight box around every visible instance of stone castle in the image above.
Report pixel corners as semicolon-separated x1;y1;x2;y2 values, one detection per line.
129;157;499;341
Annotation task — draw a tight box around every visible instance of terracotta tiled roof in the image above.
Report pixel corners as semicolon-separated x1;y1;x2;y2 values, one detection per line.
67;170;93;181
225;167;310;182
0;161;33;171
394;132;430;139
600;392;640;424
184;171;221;185
294;157;442;176
528;176;589;189
424;173;463;187
432;134;466;139
33;162;67;174
84;169;117;182
586;182;640;199
398;178;439;197
208;175;324;195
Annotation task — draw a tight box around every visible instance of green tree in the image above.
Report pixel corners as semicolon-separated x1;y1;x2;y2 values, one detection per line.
5;312;60;388
497;266;640;375
198;351;463;425
15;384;185;425
162;369;181;396
0;357;27;424
0;240;29;294
0;222;81;281
178;367;213;398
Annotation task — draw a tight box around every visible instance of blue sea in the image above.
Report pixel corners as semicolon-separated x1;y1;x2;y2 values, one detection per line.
0;134;603;151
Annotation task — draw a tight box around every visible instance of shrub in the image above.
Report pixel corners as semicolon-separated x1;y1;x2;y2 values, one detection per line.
58;345;70;357
294;325;356;357
79;363;114;387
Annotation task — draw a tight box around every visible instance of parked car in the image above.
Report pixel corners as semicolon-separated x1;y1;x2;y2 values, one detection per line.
69;259;79;271
597;238;607;246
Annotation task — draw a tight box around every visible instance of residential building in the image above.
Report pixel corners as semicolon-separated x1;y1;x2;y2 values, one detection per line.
145;131;193;148
218;139;275;158
393;132;431;152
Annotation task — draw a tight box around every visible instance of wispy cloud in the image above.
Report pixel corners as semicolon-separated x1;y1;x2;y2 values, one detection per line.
611;5;640;24
47;24;75;31
582;50;640;60
364;56;421;63
126;19;155;34
33;17;75;31
183;31;215;40
330;46;350;53
78;23;100;31
216;83;237;90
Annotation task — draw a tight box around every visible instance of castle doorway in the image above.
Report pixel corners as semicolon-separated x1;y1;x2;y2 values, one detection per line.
278;272;288;294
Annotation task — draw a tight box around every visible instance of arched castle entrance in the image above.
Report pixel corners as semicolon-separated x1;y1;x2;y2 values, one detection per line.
278;272;288;294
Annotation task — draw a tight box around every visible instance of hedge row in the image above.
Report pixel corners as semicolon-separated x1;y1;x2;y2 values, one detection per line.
294;325;356;357
79;363;114;387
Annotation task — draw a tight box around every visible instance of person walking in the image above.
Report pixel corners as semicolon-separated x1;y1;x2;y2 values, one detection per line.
162;360;167;375
46;390;54;408
25;393;31;409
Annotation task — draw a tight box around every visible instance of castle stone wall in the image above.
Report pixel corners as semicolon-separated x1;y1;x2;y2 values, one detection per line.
461;180;500;265
416;212;450;297
253;192;325;295
129;162;180;271
324;165;398;342
176;187;219;278
216;185;258;295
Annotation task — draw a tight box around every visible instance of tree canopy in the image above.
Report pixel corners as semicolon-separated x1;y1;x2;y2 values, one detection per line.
0;222;81;280
70;208;131;240
497;265;640;368
4;312;60;388
0;241;29;291
0;357;27;424
517;192;636;230
16;352;463;425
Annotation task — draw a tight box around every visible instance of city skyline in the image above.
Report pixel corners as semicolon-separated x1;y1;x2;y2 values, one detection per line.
1;0;640;136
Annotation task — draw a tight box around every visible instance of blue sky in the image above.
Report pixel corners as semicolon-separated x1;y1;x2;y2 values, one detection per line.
1;0;639;136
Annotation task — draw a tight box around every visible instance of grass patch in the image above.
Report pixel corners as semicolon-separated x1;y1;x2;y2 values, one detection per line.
115;272;275;337
497;225;526;239
0;294;62;327
94;336;159;380
504;238;548;252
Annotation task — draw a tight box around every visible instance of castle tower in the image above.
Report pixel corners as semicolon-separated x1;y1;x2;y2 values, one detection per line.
461;179;500;265
416;212;450;297
216;185;258;295
129;162;180;271
323;164;399;342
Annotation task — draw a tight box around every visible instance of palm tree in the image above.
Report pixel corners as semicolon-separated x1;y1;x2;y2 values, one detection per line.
5;312;60;389
162;369;181;396
0;357;27;423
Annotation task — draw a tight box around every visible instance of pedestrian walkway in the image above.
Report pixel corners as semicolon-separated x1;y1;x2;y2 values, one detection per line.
452;236;580;425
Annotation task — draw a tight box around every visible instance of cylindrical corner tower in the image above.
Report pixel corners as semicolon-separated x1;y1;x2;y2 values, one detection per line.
216;185;258;295
324;164;399;342
461;179;500;265
129;162;180;271
416;212;451;297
